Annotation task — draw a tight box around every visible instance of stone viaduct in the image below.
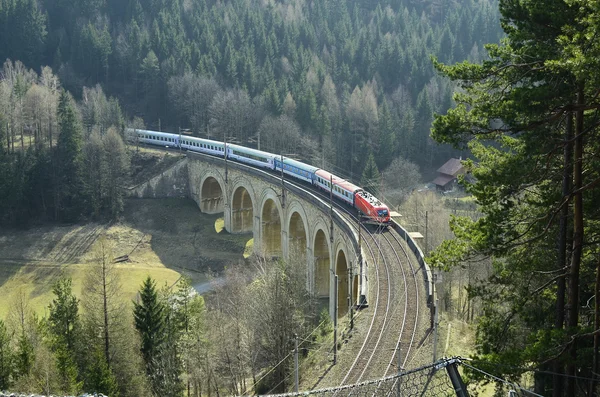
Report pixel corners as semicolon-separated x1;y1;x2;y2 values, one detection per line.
127;151;367;319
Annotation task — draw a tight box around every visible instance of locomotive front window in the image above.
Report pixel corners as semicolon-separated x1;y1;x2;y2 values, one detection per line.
377;210;389;217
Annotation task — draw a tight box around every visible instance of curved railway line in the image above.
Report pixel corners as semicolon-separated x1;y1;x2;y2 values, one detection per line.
307;186;427;389
136;145;432;390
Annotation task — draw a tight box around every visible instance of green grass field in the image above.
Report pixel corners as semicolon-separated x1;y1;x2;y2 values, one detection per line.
0;198;250;320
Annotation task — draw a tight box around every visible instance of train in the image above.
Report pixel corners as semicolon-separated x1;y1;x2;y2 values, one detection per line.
128;128;391;225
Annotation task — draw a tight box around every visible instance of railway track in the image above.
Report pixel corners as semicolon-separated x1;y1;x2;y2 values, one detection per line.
334;220;423;391
141;147;429;390
307;183;424;388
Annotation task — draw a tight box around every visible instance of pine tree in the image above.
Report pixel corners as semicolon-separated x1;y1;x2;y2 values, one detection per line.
14;330;33;378
133;276;166;375
84;346;118;397
376;99;395;170
361;151;380;196
55;90;85;222
430;0;600;394
0;320;12;390
48;277;80;351
48;277;82;394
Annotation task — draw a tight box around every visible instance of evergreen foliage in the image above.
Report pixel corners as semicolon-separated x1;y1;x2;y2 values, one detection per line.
47;277;82;394
133;276;166;376
430;0;600;394
55;90;86;222
0;320;12;390
84;346;119;397
2;0;503;183
361;152;380;196
48;277;80;351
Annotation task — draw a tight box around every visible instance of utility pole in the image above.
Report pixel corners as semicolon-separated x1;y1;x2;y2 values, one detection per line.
433;272;439;363
329;175;334;245
224;136;228;183
281;154;286;208
397;343;402;396
349;264;354;330
445;360;469;397
294;334;299;393
179;127;182;152
425;210;429;255
357;209;365;308
333;274;338;365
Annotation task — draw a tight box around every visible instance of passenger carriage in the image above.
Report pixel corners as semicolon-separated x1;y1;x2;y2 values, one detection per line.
129;127;390;225
274;157;318;184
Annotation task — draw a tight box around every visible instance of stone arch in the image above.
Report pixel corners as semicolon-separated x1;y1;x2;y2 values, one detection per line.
336;249;350;317
231;182;255;233
286;203;309;262
200;174;224;214
313;227;331;299
260;191;283;257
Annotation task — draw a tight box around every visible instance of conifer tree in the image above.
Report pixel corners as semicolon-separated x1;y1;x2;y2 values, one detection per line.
48;277;80;351
0;320;12;390
361;151;380;197
55;90;85;222
133;276;166;376
84;346;118;397
430;0;600;394
48;277;82;394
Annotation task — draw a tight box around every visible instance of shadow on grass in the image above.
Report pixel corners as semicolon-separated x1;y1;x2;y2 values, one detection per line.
122;198;250;276
0;224;95;293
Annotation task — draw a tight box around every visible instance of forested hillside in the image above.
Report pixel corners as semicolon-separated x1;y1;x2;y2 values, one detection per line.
1;0;502;179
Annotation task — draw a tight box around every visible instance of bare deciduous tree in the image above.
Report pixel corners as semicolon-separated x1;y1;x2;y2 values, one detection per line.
382;156;421;207
82;236;147;396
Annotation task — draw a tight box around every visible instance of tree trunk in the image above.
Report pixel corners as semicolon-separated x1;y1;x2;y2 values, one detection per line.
591;256;600;397
102;252;111;367
566;86;585;397
553;110;572;397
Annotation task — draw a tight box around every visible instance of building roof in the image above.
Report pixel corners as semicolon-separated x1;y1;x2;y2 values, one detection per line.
436;158;464;177
432;174;455;187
